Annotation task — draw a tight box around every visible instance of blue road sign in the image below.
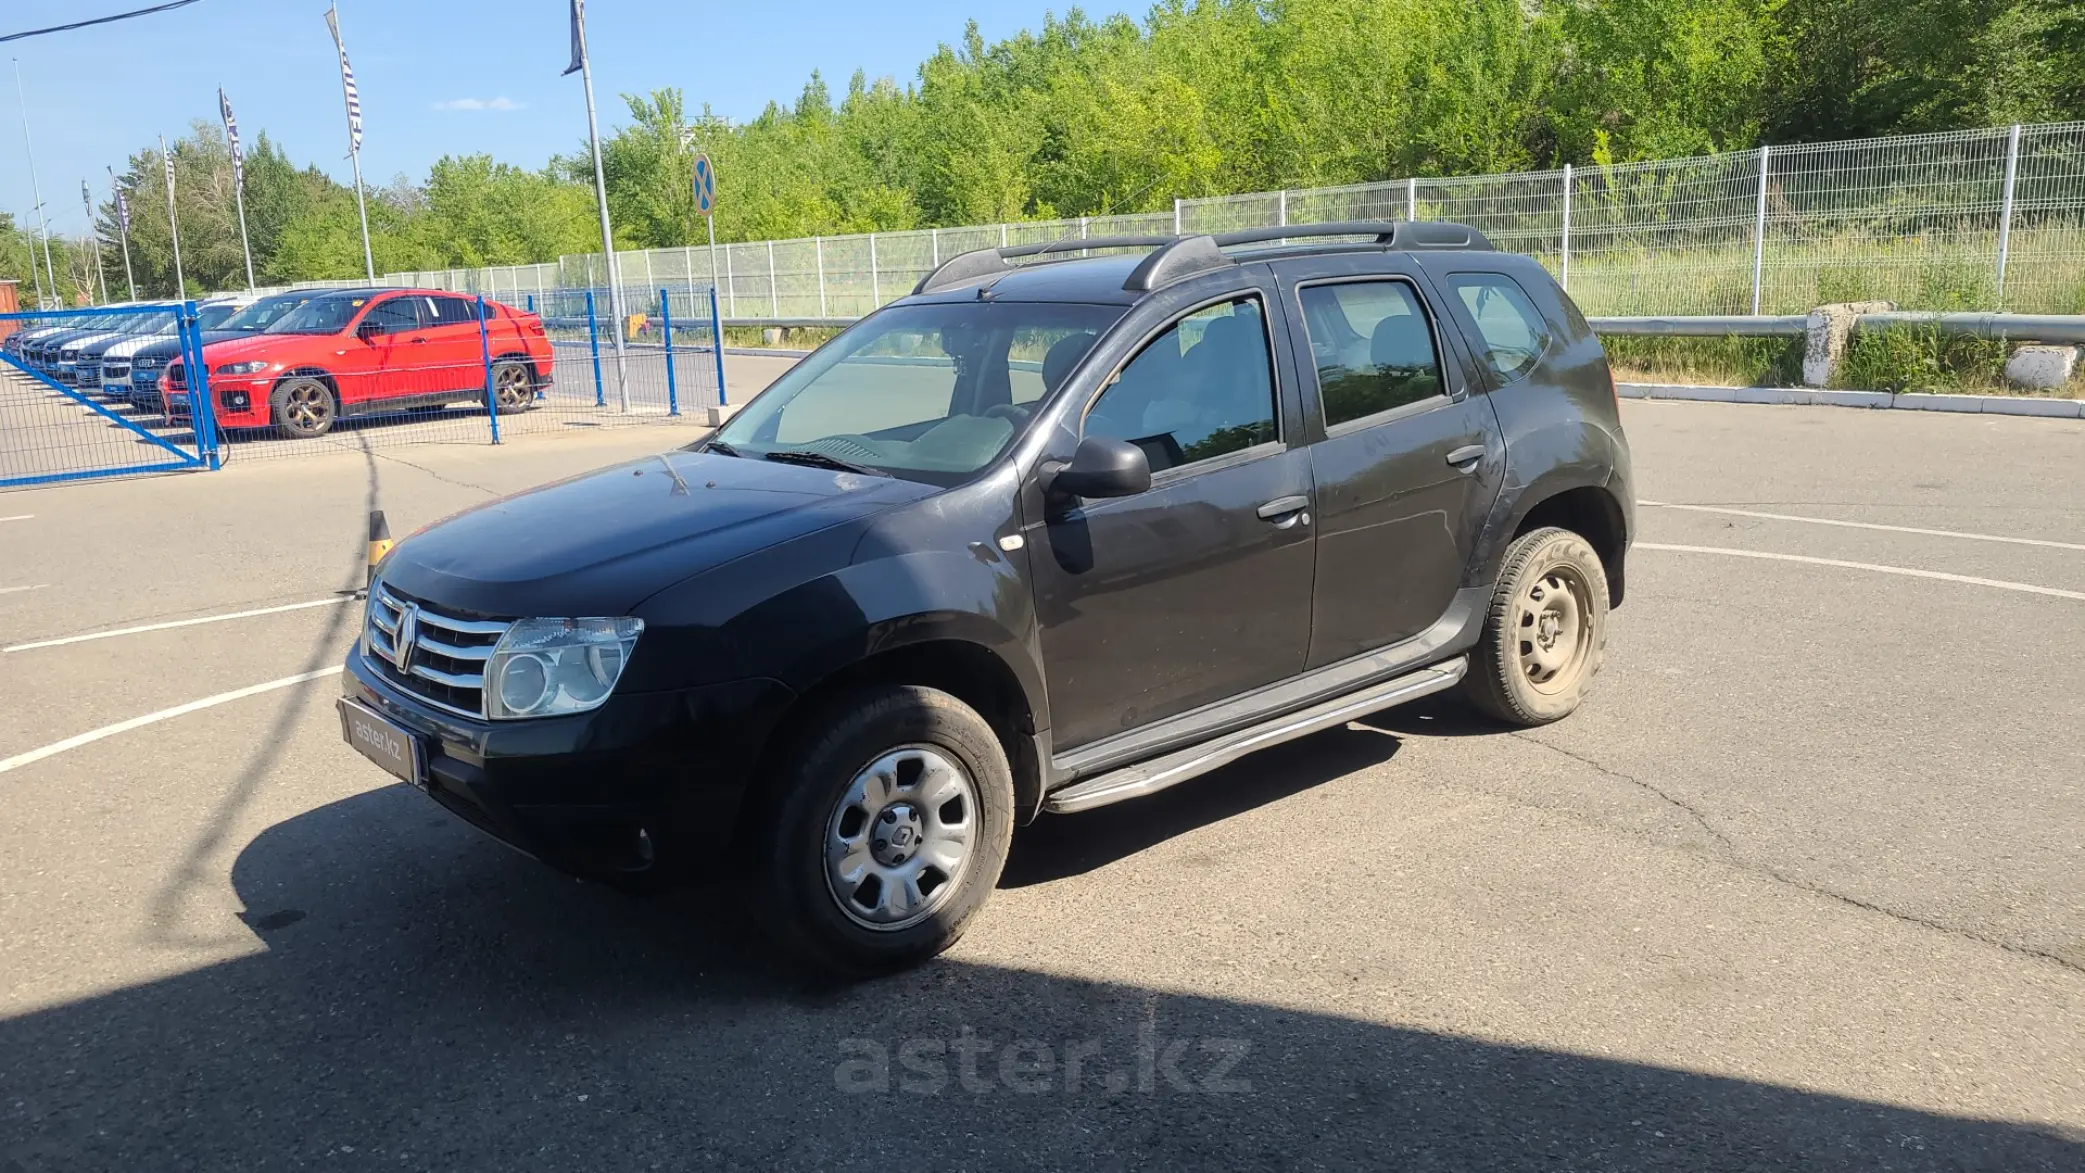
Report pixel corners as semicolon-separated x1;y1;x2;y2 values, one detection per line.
693;153;716;215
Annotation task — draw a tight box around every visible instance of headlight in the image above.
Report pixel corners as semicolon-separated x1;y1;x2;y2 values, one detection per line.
216;360;272;375
484;617;644;720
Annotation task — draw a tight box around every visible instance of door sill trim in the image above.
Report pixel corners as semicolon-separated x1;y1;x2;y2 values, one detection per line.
1041;657;1466;815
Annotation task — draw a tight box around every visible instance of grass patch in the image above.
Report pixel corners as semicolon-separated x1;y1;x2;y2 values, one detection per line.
1604;335;1804;387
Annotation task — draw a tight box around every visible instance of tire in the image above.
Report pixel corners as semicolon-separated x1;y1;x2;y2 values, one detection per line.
742;685;1014;975
1464;526;1610;727
490;360;535;413
270;376;338;438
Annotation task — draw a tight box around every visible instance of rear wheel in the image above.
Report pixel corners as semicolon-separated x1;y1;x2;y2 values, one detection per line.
491;360;535;412
742;685;1014;974
270;376;337;439
1464;527;1609;726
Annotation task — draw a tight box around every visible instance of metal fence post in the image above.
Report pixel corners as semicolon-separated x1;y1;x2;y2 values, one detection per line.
585;289;606;408
724;243;735;316
1276;190;1287;228
477;295;501;444
525;293;535;315
1406;178;1417;221
1172;198;1182;235
709;285;728;407
659;288;679;416
1559;163;1572;290
1000;223;1008;247
815;236;828;318
931;228;939;266
1750;145;1771;315
768;240;779;315
1996;123;2022;305
869;233;880;308
182;301;221;470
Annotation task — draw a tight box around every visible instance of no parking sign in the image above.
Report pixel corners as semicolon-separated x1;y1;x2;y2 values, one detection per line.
693;153;717;215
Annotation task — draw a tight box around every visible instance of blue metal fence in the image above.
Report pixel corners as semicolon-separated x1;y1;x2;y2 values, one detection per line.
1;286;726;487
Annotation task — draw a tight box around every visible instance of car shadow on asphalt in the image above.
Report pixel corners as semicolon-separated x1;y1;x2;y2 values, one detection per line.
0;781;2077;1170
1002;723;1409;888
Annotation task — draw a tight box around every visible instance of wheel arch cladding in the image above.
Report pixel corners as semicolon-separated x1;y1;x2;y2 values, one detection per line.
1511;485;1629;608
756;636;1045;830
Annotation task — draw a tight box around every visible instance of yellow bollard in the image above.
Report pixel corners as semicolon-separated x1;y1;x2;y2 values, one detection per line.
367;510;393;588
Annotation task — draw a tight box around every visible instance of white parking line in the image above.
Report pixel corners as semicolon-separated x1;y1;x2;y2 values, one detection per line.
3;596;355;653
1638;501;2085;552
1637;543;2085;601
0;584;49;596
0;514;32;523
0;666;344;777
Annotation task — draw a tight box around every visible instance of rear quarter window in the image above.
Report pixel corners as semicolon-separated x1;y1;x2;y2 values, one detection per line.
1446;273;1552;383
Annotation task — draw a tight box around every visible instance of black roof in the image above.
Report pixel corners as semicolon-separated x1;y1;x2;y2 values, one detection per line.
907;220;1496;303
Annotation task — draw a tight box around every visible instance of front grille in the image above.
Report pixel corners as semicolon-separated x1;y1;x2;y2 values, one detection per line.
365;584;511;719
166;366;186;391
78;360;100;384
103;361;130;380
133;356;161;371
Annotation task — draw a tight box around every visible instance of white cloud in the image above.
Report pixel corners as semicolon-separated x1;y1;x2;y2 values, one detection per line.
433;97;523;112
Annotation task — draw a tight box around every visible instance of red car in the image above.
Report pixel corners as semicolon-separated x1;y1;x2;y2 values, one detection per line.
164;288;554;437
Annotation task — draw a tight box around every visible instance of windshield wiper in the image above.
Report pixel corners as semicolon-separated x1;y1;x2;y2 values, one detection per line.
762;449;890;477
702;438;742;457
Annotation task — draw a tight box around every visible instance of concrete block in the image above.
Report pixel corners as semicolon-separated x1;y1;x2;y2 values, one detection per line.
703;403;742;427
1631;384;1811;405
1615;382;1653;399
1893;393;1982;413
1808;389;1894;409
1803;301;1894;387
761;328;782;346
1976;395;2084;419
2004;345;2079;390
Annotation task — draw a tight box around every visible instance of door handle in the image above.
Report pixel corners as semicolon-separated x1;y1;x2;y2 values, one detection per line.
410;336;428;344
1446;444;1485;471
1256;495;1312;529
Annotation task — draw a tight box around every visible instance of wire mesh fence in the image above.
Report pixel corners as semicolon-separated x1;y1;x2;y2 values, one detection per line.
3;288;721;486
371;121;2085;322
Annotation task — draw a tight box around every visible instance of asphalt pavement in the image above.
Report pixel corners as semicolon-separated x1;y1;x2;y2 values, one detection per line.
0;391;2080;1171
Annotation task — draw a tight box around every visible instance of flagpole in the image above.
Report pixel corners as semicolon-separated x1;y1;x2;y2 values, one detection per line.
110;167;137;301
327;4;376;282
221;89;256;291
13;58;61;307
82;181;108;304
161;134;187;299
568;0;630;412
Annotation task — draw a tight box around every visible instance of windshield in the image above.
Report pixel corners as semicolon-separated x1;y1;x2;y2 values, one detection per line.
196;304;241;330
130;310;178;334
220;294;311;332
714;301;1124;486
265;297;366;335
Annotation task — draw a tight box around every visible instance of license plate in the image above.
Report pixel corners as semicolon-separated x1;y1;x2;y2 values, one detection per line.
338;698;424;788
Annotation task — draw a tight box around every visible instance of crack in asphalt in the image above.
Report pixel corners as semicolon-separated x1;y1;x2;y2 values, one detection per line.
370;450;500;497
1507;733;2085;979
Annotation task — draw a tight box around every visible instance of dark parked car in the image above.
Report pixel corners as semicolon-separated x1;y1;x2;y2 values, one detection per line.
340;221;1634;973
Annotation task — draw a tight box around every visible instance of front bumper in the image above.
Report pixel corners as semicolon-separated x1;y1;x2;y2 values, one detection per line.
340;651;793;881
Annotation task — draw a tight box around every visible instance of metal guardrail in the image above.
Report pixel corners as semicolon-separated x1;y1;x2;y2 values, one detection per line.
1589;315;1809;337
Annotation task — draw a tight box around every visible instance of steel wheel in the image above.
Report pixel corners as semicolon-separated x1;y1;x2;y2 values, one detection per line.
492;362;533;411
1513;563;1595;695
273;377;336;438
824;745;977;931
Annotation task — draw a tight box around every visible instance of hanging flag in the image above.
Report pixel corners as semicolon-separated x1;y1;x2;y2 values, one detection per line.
219;88;245;188
324;6;363;153
563;0;586;76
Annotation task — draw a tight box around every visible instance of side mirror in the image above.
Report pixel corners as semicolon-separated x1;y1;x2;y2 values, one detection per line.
355;321;382;342
1050;436;1151;500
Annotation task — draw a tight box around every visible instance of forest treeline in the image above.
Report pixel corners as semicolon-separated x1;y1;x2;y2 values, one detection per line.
6;0;2081;301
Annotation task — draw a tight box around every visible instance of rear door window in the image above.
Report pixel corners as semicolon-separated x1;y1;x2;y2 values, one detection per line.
1446;273;1551;383
429;296;482;326
1296;280;1445;426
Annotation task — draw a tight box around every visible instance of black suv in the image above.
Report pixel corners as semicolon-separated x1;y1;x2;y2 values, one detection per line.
339;221;1633;972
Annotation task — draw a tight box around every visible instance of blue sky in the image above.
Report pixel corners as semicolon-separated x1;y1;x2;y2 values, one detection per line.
4;0;1129;237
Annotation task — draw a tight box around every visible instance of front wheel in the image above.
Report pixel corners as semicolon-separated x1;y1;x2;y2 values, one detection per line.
742;685;1014;974
1464;527;1610;726
270;376;338;439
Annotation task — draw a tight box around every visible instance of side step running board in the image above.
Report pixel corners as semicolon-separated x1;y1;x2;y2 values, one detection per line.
1042;658;1467;815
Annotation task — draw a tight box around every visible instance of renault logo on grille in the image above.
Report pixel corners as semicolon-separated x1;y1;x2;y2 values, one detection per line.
390;603;421;673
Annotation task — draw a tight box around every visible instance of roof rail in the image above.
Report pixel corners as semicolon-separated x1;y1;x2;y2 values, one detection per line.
912;218;1495;297
1211;220;1494;250
911;235;1182;295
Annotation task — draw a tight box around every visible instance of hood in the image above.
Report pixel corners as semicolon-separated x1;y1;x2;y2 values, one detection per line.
104;333;178;359
378;449;938;617
125;330;253;362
